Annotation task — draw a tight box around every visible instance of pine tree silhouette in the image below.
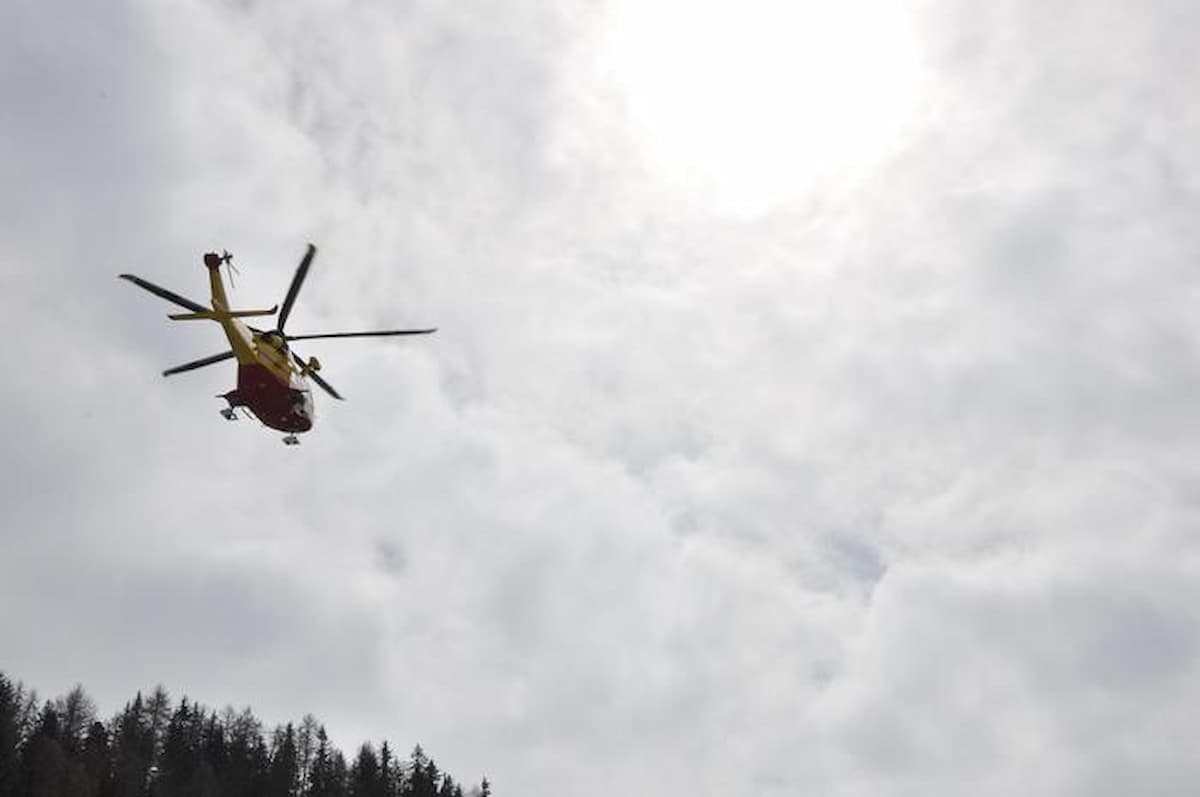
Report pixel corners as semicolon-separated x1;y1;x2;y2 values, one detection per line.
0;672;488;797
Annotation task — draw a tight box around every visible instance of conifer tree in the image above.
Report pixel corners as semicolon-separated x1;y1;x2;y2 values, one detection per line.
223;707;270;797
297;713;321;796
0;674;21;797
349;742;384;797
144;686;172;764
15;683;40;747
81;720;113;797
307;726;350;797
160;698;199;795
437;773;462;797
403;745;440;797
267;722;300;797
111;694;153;797
20;703;80;797
53;685;96;758
308;726;336;797
331;749;351;797
379;741;399;797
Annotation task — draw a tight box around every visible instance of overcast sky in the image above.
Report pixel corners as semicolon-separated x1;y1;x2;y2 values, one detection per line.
4;0;1200;794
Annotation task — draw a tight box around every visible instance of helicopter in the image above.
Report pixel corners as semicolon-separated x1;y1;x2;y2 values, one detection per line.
119;244;435;444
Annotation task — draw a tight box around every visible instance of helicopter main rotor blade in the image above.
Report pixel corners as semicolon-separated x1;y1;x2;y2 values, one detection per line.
284;328;437;342
162;350;236;376
119;274;208;313
291;352;344;400
277;243;316;332
308;369;344;400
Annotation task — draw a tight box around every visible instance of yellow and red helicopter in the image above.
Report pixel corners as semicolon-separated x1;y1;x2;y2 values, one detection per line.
120;244;435;444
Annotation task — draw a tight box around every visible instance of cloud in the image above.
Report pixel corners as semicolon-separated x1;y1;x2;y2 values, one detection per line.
4;0;1200;795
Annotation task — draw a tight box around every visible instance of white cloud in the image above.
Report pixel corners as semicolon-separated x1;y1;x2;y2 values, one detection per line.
4;0;1200;795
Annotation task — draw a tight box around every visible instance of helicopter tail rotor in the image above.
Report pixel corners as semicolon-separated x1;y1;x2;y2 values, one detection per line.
222;251;239;289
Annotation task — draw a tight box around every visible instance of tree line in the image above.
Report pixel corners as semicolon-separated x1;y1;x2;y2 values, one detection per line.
0;672;489;797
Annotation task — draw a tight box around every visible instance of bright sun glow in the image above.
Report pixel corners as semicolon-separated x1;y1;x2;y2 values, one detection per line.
600;0;928;213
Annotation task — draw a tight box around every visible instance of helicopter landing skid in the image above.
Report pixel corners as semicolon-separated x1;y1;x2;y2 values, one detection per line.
282;434;300;446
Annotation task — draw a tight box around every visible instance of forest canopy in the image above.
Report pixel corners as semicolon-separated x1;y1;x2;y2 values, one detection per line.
0;671;489;797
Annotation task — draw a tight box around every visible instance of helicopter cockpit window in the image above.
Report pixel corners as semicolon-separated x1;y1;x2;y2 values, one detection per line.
290;388;312;418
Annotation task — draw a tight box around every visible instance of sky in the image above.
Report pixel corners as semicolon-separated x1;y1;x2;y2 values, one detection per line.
4;0;1200;794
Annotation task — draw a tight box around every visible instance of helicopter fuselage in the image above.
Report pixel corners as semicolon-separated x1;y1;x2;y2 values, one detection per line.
204;255;315;434
230;361;314;433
